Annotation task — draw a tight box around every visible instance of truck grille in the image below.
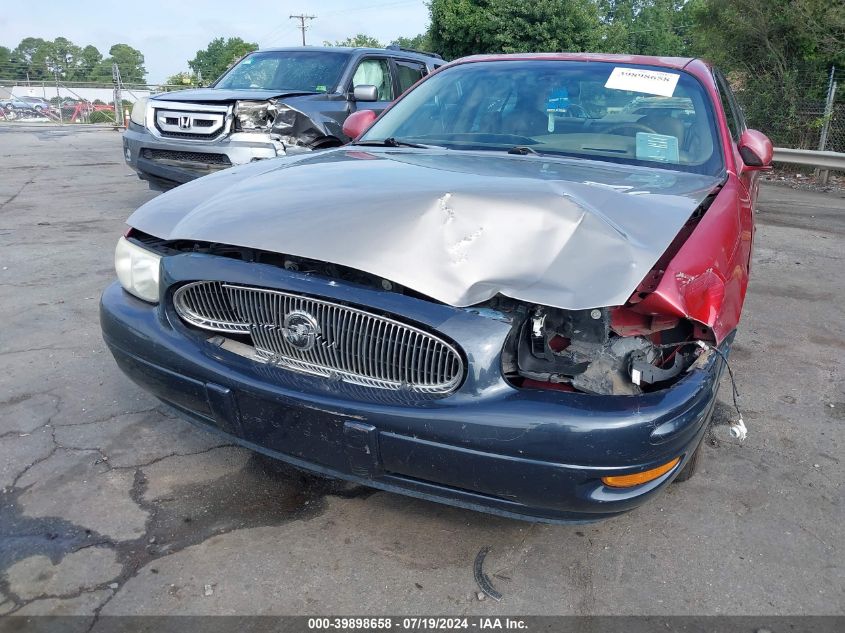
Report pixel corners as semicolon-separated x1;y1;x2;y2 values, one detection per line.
173;281;464;394
151;102;228;140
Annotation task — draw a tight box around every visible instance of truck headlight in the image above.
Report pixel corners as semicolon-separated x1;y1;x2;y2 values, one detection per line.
235;100;276;131
130;97;148;126
115;236;161;303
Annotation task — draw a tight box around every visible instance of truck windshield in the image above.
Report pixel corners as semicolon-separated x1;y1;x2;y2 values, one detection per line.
214;51;351;93
360;60;724;176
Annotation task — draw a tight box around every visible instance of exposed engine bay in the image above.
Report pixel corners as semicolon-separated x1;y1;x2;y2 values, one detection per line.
501;305;705;396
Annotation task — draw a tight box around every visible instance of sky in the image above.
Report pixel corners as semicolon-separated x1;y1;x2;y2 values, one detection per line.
0;0;430;83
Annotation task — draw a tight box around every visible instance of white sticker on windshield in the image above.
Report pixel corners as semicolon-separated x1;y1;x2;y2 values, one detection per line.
605;67;680;97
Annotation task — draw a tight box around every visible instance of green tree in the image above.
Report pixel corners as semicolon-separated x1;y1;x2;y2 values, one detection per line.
689;0;844;147
188;37;258;84
77;45;103;81
392;33;433;52
597;1;692;56
106;43;146;83
596;0;636;53
4;38;145;82
324;34;383;48
43;37;83;79
428;0;602;60
165;71;199;87
0;46;13;77
12;37;50;80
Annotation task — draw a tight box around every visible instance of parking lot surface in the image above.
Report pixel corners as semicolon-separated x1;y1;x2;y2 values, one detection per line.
0;127;842;619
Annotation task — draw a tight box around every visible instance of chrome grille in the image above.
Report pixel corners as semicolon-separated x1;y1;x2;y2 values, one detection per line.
173;282;464;394
146;100;230;141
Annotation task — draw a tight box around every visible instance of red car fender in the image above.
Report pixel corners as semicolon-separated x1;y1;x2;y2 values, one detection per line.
629;173;753;344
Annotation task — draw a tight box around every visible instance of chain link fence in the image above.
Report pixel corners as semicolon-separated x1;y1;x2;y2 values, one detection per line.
0;77;182;127
732;66;843;154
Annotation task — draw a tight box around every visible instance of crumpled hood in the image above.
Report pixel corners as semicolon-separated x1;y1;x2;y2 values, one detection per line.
127;148;722;310
151;88;315;103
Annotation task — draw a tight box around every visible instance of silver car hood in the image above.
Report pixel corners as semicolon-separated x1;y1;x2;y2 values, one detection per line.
128;148;722;310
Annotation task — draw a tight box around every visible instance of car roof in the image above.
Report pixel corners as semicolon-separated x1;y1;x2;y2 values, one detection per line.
258;46;442;62
449;52;701;70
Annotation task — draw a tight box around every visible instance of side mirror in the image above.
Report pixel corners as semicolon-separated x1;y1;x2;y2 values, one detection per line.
342;109;377;140
738;129;773;171
353;85;379;102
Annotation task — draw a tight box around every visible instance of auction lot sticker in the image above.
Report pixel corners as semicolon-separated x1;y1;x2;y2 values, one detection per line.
605;67;680;97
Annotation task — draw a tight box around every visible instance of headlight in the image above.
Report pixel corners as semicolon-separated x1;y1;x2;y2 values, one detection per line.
130;97;148;126
115;236;161;303
235;100;276;131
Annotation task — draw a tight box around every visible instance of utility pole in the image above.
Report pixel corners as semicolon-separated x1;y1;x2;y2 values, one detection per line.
112;62;123;128
53;68;64;125
289;14;316;46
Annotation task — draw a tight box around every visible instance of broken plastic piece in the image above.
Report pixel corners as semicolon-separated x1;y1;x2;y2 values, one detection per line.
473;546;502;602
628;349;685;386
729;417;747;441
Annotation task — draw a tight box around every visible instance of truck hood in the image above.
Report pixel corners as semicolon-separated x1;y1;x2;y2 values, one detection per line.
151;88;316;103
127;148;723;310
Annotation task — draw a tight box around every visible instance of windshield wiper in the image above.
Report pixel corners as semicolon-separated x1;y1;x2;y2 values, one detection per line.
507;145;541;155
353;137;432;149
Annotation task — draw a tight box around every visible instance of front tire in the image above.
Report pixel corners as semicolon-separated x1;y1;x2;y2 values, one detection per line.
673;441;703;483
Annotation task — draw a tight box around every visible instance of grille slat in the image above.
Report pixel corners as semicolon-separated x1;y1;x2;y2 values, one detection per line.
173;282;463;394
142;149;231;165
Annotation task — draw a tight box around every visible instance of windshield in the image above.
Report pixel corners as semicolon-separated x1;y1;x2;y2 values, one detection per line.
361;60;724;176
214;50;350;93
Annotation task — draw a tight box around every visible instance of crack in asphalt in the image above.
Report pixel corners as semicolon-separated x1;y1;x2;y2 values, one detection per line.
0;345;91;357
49;407;160;428
0;177;35;212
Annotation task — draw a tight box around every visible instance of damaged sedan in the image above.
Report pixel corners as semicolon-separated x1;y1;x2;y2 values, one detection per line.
102;53;772;523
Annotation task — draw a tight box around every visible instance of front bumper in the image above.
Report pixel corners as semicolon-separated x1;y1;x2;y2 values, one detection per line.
122;124;287;187
100;256;728;523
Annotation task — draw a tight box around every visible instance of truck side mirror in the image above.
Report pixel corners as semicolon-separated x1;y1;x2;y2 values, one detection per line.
353;85;379;102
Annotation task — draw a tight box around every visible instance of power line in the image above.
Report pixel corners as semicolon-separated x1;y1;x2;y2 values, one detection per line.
289;14;317;46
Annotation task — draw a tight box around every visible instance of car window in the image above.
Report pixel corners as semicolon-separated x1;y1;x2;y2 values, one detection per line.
714;72;742;142
362;60;725;176
352;59;393;101
214;51;350;92
395;60;426;94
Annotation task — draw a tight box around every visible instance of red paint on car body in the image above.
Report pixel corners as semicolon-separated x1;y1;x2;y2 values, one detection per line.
630;174;755;343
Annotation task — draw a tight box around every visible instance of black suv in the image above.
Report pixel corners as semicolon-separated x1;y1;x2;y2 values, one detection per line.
123;46;444;189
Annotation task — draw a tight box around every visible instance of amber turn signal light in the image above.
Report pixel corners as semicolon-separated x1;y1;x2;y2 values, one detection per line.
601;457;681;488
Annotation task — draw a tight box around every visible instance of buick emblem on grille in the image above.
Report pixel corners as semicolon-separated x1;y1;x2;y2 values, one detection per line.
282;310;319;351
178;115;191;130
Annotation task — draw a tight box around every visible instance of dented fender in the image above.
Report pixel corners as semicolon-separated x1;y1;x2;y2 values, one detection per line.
630;173;753;343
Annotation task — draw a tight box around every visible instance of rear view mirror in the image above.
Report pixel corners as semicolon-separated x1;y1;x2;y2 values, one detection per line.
738;129;773;171
343;109;377;140
353;85;379;102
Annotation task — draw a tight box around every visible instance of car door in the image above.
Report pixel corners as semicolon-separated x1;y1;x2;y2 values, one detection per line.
714;69;755;273
349;57;394;115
